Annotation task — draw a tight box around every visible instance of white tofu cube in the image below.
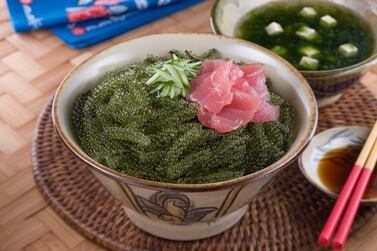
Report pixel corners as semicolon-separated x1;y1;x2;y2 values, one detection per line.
296;26;318;41
265;22;283;36
339;43;358;57
299;46;320;58
299;7;317;18
320;15;337;28
299;56;319;70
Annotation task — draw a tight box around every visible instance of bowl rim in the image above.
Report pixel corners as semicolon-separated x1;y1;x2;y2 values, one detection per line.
52;32;318;192
210;0;377;76
298;126;377;204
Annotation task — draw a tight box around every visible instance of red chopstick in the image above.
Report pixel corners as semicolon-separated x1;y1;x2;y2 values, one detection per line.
332;138;377;249
318;121;377;247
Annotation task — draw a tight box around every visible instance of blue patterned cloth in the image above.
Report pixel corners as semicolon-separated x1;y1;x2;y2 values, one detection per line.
6;0;203;48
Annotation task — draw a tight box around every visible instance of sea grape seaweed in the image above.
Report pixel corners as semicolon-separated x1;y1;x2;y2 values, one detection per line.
72;51;295;184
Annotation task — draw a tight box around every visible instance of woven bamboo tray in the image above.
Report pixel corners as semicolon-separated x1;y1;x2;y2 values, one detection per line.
32;84;377;251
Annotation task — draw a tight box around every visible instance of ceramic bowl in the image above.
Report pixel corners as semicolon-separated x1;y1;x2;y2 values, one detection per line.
52;33;318;241
211;0;377;108
299;126;377;203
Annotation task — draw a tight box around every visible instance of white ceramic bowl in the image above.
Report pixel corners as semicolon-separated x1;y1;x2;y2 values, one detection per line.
53;33;318;240
299;126;377;203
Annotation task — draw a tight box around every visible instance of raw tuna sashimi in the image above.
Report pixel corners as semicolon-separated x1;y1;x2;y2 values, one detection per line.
187;60;279;133
200;60;244;81
187;60;234;113
252;103;280;123
241;64;268;100
200;60;224;73
198;89;264;133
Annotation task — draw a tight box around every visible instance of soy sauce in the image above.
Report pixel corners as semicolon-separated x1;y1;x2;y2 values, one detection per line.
318;147;377;199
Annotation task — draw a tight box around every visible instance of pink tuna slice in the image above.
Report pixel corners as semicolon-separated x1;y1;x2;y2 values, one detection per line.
241;64;268;100
197;89;264;133
187;60;235;113
252;102;280;123
188;60;279;133
233;77;253;94
201;60;244;81
229;64;244;81
200;60;223;73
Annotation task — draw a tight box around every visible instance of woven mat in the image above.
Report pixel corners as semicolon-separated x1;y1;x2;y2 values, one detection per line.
32;84;377;251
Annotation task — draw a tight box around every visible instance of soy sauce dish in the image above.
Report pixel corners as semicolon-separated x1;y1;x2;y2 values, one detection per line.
53;33;317;241
299;126;377;204
211;0;377;107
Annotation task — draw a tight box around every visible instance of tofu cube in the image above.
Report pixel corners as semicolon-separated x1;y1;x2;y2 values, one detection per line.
339;43;358;57
271;45;288;56
299;7;317;18
296;26;318;41
265;22;284;36
299;46;320;58
320;15;337;28
299;56;319;70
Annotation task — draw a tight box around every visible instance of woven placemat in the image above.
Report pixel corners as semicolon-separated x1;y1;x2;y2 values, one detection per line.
32;84;377;251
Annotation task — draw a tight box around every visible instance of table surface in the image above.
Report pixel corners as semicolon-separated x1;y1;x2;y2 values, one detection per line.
0;1;377;250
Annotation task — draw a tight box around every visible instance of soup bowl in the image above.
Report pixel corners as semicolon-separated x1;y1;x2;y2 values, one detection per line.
211;0;377;107
52;33;317;241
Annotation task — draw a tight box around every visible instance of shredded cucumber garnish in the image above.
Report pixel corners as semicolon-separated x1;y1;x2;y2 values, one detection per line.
146;54;201;98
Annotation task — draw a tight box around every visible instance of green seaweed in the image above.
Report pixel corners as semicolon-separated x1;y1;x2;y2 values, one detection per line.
72;52;295;184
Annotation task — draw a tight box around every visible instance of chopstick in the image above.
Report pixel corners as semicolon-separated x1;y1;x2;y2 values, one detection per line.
332;137;377;249
318;121;377;247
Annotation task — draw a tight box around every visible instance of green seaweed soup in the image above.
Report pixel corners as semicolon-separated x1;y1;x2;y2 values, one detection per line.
235;2;375;71
72;51;295;184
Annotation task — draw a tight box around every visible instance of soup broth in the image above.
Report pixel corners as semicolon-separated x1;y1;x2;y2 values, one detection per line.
236;2;375;71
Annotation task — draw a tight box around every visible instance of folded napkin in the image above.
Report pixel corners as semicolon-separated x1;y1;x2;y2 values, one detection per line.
7;0;203;48
51;0;203;48
7;0;187;31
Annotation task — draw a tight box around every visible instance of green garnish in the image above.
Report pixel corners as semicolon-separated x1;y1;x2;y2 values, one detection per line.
146;54;202;98
271;45;288;57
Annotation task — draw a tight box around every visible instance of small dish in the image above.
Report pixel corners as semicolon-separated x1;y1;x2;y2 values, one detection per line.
299;126;377;203
211;0;377;108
